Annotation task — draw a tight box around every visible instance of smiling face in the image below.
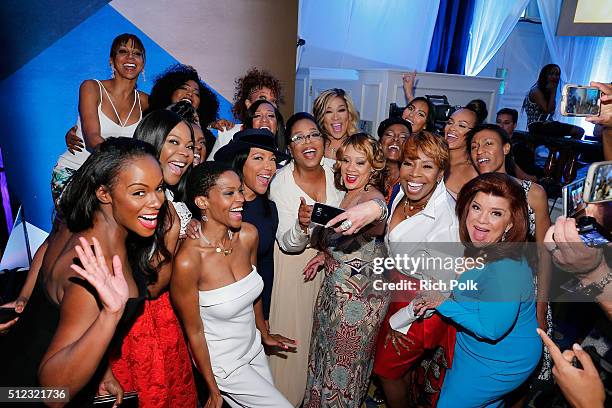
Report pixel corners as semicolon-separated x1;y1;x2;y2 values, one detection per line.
110;39;144;80
203;170;245;229
466;192;513;246
107;155;165;237
400;148;443;204
402;99;429;133
340;145;372;191
241;147;277;199
323;96;350;139
381;124;410;163
158;121;195;186
445;109;476;150
171;80;201;109
288;118;324;170
252;102;278;134
470;129;510;175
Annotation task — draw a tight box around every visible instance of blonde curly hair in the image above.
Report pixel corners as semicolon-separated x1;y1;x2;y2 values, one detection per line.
333;133;386;193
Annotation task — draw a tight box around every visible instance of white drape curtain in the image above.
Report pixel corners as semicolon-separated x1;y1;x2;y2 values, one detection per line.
465;0;530;76
537;0;611;130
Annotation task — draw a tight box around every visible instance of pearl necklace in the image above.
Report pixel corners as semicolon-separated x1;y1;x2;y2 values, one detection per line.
201;230;234;256
403;197;427;218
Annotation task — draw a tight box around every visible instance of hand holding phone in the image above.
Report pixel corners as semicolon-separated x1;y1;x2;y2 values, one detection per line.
561;84;602;117
311;203;345;227
583;161;612;204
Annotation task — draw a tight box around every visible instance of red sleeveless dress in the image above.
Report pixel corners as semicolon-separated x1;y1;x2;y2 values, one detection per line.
110;292;197;407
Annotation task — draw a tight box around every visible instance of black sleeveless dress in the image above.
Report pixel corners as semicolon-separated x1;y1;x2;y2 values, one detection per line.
0;272;145;406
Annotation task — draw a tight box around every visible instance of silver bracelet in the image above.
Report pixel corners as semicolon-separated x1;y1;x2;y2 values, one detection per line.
372;198;388;222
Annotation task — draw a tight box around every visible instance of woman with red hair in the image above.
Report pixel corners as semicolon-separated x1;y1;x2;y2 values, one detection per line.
415;173;541;407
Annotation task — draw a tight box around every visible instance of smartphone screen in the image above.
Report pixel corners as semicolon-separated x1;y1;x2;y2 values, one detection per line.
585;162;612;203
563;178;585;218
563;86;601;116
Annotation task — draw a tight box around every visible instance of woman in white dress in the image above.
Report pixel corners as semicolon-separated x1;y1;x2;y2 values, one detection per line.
171;161;293;408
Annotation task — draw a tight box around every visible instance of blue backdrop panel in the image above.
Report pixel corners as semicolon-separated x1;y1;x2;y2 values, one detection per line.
0;4;232;232
0;0;110;81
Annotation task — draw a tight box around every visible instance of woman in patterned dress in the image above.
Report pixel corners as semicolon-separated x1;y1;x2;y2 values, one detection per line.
302;133;391;408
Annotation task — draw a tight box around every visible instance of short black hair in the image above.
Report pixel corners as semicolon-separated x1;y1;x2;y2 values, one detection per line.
496;108;518;124
284;112;323;148
186;161;238;215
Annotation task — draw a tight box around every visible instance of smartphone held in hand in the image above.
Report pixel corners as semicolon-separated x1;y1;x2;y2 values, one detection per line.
560;84;601;117
311;203;345;227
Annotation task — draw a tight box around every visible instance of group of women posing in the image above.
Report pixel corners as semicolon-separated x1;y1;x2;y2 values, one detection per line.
1;33;549;408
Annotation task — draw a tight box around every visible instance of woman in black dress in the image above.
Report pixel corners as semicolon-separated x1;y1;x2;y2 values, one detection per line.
0;138;170;405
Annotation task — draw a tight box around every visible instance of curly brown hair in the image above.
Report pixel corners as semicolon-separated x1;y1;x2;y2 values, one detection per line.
333;133;386;193
232;67;284;123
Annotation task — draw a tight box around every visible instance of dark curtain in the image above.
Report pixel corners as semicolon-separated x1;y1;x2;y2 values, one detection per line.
426;0;476;74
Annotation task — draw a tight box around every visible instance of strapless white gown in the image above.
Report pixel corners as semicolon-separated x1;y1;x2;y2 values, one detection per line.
199;267;291;407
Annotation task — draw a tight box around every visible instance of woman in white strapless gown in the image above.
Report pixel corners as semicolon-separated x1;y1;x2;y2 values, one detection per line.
171;162;293;408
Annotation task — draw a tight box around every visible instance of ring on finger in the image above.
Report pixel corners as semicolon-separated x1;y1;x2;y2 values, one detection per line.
340;220;353;231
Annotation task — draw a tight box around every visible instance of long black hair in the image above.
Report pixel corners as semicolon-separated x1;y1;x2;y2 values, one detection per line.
133;109;195;202
58;137;171;285
244;99;287;154
536;64;561;97
148;64;219;127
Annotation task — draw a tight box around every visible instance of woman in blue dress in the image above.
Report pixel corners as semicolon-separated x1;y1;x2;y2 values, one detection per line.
415;173;542;407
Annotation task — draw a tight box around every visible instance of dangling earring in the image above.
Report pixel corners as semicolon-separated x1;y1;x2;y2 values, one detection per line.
201;211;208;222
502;227;510;242
142;69;146;82
110;66;115;79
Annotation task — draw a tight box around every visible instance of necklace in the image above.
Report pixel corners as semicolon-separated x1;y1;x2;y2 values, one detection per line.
201;230;234;256
403;197;427;218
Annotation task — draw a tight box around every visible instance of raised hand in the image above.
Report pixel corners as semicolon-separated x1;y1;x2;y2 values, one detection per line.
298;197;313;232
402;70;417;102
538;328;605;408
70;237;128;315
